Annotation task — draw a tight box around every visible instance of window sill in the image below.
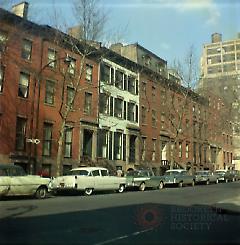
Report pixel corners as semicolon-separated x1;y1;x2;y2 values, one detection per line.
44;103;56;107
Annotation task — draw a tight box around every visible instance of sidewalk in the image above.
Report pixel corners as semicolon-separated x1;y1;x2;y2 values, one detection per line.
213;195;240;214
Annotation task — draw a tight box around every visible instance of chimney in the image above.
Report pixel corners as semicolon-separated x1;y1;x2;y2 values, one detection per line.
12;2;29;19
211;33;222;43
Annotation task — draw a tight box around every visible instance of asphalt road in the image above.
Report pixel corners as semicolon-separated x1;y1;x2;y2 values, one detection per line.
0;182;239;245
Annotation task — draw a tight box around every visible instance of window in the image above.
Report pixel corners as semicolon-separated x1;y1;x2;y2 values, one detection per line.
128;76;136;94
18;72;30;98
0;65;4;92
21;39;32;61
43;123;53;156
47;48;57;68
92;170;100;176
64;127;73;158
152;139;156;161
128;102;135;122
114;132;122;160
100;63;110;83
142;106;147;124
99;93;109;114
68;57;76;75
114;98;123;118
152;110;156;127
115;70;123;89
86;64;93;83
141;137;146;161
84;92;92;114
0;30;8;52
97;130;108;158
142;82;146;94
179;142;182;158
45;80;55;105
15;117;27;151
67;87;74;108
152;86;156;101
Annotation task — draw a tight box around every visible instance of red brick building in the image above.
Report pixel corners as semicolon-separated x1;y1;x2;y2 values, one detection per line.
0;5;234;176
0;7;99;176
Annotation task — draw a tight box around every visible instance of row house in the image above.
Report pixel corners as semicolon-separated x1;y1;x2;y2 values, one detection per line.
97;52;140;172
112;43;233;173
0;6;99;176
0;4;234;176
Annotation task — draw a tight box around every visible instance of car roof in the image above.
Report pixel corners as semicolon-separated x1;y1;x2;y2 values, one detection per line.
166;169;186;172
71;167;108;171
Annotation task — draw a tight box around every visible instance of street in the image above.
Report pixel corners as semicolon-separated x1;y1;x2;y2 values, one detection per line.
0;182;239;245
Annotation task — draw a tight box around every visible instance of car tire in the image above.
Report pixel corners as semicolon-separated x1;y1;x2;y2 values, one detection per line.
139;182;145;191
118;184;125;193
159;181;164;190
178;182;183;188
84;188;93;196
35;186;47;199
206;180;210;185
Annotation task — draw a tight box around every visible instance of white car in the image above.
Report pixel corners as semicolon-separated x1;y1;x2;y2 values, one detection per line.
50;167;127;195
0;164;50;199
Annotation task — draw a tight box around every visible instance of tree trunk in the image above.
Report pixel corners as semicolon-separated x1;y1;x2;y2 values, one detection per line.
56;121;66;176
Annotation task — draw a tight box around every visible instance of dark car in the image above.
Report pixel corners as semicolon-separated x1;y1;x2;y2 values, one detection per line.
125;170;165;191
214;170;235;183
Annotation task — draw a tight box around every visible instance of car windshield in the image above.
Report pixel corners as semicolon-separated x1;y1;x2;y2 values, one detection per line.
70;170;89;176
164;171;182;176
196;171;209;175
215;171;226;174
126;171;146;177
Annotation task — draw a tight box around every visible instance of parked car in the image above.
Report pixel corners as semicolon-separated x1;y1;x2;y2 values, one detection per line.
125;169;165;191
214;170;236;182
49;167;127;195
229;170;240;181
0;164;50;199
195;170;219;185
163;169;195;187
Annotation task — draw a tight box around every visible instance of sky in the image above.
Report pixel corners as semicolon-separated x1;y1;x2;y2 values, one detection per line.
2;0;240;68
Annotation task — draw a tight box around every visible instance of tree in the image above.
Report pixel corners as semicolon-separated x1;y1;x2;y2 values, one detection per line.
50;0;108;176
164;45;201;170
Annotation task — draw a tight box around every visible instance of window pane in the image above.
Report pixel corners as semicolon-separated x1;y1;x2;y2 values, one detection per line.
16;117;27;150
0;66;4;92
86;64;93;82
67;87;74;107
18;72;29;98
84;92;92;114
45;80;55;104
48;49;57;68
21;39;32;60
43;123;53;156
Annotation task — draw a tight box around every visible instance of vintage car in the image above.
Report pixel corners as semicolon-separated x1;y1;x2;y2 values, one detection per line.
50;167;127;195
229;170;240;181
0;164;50;199
125;169;165;191
214;170;236;182
163;169;195;187
195;170;219;184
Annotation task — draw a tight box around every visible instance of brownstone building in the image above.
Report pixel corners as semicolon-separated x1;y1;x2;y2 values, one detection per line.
0;4;234;176
0;6;99;176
